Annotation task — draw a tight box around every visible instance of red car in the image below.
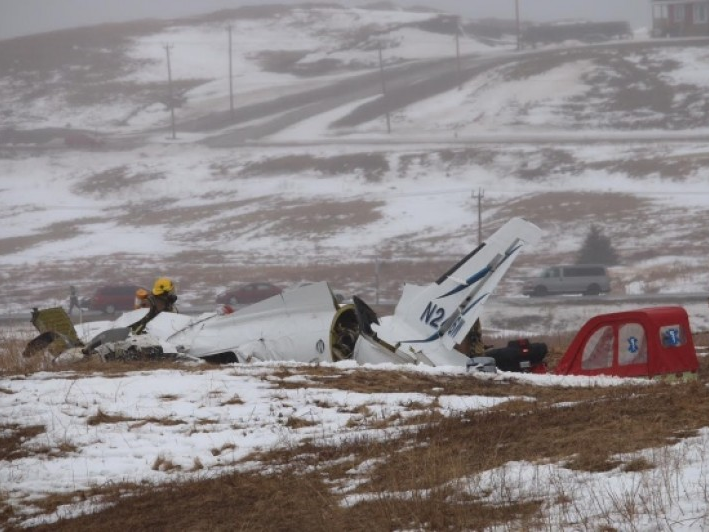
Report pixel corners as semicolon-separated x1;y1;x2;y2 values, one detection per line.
87;285;145;314
215;282;282;306
64;131;104;149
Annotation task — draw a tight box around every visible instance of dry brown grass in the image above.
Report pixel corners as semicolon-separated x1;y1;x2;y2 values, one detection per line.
0;348;198;377
73;166;166;196
495;191;651;228
0;424;46;461
240;153;390;180
5;352;709;530
86;409;137;426
30;469;348;532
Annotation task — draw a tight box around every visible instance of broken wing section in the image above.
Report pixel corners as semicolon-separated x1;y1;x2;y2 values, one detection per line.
23;307;84;358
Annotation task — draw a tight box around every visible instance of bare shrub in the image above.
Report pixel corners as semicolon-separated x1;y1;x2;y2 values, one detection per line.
0;424;46;461
210;443;236;457
191;457;204;471
152;454;181;472
285;416;318;429
220;394;244;406
87;408;136;426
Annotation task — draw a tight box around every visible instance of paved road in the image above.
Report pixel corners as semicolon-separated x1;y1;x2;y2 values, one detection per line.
5;37;709;153
190;37;709;147
497;292;709;307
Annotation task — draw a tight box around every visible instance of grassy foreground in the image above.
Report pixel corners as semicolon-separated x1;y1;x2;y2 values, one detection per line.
2;331;709;530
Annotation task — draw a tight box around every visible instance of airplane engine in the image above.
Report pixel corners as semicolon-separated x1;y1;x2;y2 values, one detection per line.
329;305;359;361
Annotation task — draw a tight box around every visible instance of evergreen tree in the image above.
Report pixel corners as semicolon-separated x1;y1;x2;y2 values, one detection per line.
576;224;619;265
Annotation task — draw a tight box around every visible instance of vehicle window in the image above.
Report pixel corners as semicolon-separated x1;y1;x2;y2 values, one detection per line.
566;266;605;277
618;323;647;365
581;325;614;370
675;4;685;23
660;325;686;348
543;267;559;279
98;285;138;296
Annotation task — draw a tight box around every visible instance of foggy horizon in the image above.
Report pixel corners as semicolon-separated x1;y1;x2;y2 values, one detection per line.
0;0;652;41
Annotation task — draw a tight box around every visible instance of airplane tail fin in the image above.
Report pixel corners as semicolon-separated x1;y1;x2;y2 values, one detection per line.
386;217;541;350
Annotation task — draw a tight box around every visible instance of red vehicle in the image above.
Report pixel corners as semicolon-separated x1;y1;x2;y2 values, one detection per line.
555;306;699;380
64;131;104;149
215;282;282;306
87;285;145;314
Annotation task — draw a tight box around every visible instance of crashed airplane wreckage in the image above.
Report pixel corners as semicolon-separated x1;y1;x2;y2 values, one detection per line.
27;217;542;369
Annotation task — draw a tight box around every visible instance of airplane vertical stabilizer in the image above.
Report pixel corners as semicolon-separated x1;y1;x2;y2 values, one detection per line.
372;217;541;363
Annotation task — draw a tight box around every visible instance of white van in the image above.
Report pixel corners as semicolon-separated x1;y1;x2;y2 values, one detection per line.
522;265;610;297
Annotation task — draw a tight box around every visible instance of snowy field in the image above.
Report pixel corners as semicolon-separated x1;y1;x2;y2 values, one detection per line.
4;4;709;527
5;360;709;529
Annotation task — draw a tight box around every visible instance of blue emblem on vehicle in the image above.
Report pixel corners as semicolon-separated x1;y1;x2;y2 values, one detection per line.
627;336;639;354
664;328;680;346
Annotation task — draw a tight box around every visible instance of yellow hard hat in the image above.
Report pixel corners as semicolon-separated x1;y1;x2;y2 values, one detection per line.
152;277;175;296
135;288;149;299
134;288;150;309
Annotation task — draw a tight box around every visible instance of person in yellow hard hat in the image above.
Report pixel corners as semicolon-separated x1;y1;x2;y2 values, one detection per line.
130;277;178;334
134;287;150;309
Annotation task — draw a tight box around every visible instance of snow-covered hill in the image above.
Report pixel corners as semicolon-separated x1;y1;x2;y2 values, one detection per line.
0;4;498;133
2;3;709;334
6;6;709;529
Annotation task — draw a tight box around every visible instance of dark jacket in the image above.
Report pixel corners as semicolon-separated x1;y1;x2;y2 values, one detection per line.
130;293;177;333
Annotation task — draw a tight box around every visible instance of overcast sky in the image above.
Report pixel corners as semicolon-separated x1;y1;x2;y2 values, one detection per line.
0;0;652;41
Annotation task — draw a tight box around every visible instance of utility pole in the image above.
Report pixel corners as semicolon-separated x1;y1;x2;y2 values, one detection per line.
472;188;484;245
374;256;381;305
227;25;234;116
377;42;391;134
164;43;176;139
515;0;521;51
455;16;462;89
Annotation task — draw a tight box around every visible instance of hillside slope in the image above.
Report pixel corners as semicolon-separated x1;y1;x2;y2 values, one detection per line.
1;3;709;334
6;6;709;530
